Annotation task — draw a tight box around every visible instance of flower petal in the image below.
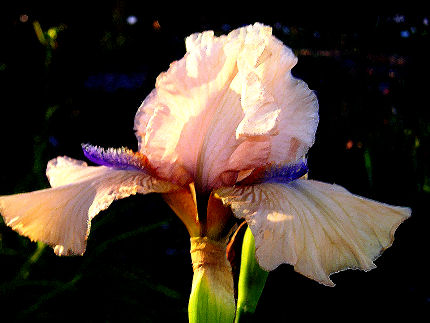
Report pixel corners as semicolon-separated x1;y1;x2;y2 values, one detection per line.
235;72;281;138
134;28;244;190
0;157;178;255
134;23;317;191
236;25;319;164
215;180;410;286
268;79;319;164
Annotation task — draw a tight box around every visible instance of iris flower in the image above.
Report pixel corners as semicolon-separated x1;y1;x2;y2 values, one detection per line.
0;23;410;321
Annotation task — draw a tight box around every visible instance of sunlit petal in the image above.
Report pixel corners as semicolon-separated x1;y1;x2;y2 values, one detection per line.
215;180;410;286
46;155;92;187
134;23;318;191
135;28;243;189
268;79;319;163
0;157;178;255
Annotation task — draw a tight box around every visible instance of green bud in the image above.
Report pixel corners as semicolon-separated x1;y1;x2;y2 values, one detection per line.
235;227;269;322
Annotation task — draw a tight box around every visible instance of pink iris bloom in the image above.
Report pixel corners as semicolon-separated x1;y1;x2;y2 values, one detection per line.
0;23;410;290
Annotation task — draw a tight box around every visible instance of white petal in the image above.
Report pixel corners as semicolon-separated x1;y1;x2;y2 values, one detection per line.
0;157;177;255
235;72;281;138
134;30;244;190
46;156;91;187
134;23;316;191
215;180;410;286
239;26;319;164
268;79;319;163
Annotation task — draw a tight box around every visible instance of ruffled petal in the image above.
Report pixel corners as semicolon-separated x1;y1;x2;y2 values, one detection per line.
268;79;319;163
246;33;319;164
0;157;178;255
215;180;410;286
134;23;318;191
235;72;280;138
135;28;244;190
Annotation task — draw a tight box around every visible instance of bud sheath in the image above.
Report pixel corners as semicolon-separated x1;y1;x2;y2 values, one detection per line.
189;237;235;323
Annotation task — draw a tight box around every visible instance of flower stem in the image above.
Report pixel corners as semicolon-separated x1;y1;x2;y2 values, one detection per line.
188;237;236;323
17;241;47;280
234;227;268;323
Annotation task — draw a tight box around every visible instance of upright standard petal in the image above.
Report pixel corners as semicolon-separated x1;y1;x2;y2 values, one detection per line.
134;23;318;191
0;156;178;256
215;180;410;286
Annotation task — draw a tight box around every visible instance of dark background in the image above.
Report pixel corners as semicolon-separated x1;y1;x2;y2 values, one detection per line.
0;2;429;321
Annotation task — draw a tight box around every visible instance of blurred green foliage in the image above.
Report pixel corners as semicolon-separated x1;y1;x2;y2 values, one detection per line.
0;4;429;322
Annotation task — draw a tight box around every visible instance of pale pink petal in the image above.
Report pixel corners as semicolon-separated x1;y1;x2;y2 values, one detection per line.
46;156;93;187
135;28;245;190
226;137;271;171
235;72;281;138
0;157;177;255
236;25;319;164
134;89;158;153
269;79;319;163
215;180;410;286
134;23;317;191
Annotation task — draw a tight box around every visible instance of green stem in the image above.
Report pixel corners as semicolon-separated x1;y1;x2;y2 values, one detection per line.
17;241;47;280
188;237;236;323
234;227;269;323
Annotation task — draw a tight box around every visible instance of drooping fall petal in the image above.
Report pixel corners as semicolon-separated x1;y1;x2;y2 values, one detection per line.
0;156;178;255
215;179;411;286
134;23;318;191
